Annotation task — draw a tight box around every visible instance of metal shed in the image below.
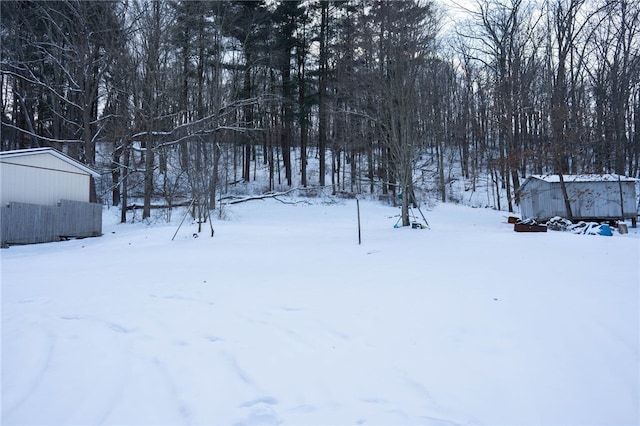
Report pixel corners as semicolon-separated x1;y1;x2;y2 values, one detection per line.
516;174;638;226
0;147;102;245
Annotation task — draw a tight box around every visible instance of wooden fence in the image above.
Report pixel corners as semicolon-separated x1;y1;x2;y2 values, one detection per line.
1;200;102;246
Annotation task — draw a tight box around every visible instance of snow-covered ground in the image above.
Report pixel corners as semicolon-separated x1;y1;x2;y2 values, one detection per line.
2;197;639;425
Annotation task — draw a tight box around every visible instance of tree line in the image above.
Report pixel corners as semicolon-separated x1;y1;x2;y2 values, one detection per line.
2;0;639;225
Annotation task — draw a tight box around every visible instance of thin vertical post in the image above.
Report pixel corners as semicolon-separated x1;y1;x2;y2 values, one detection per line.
357;198;361;245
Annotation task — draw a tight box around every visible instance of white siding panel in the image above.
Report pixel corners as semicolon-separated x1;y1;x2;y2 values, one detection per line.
13;152;81;173
1;152;90;206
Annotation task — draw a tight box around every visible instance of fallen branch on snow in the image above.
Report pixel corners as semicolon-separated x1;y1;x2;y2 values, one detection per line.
222;187;319;205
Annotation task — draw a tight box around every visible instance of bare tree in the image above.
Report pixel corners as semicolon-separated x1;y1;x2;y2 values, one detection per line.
545;0;589;219
588;0;640;176
1;1;125;164
457;0;544;211
371;0;440;226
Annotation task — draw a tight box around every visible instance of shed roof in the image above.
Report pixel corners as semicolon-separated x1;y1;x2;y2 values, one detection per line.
528;174;636;183
0;147;100;178
518;174;637;192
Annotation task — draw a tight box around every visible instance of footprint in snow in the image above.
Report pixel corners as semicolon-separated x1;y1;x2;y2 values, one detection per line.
236;397;281;426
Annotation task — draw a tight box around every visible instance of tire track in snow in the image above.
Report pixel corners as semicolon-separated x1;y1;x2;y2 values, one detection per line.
55;314;133;424
151;356;193;425
401;375;476;426
3;315;134;425
402;376;442;410
59;314;136;334
222;351;255;386
92;330;133;425
1;324;56;423
217;350;284;425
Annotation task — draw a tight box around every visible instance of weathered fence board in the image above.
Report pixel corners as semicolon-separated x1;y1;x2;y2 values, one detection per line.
1;200;102;245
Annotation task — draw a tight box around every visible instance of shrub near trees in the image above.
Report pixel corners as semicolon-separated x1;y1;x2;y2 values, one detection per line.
2;0;639;226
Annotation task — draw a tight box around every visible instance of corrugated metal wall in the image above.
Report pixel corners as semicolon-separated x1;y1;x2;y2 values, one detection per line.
0;200;102;245
567;181;637;219
519;179;562;219
520;179;638;221
0;152;91;206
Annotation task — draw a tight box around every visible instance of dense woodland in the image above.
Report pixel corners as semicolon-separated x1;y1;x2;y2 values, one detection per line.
2;0;639;225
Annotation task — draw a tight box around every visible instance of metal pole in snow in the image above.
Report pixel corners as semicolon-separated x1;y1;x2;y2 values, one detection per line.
357;198;361;245
172;198;196;241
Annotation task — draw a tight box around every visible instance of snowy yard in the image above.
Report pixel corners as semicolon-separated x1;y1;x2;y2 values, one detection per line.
2;198;639;425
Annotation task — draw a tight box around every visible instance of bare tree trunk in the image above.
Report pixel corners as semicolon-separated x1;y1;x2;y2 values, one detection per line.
143;132;154;220
558;172;573;220
141;0;162;220
120;140;130;223
318;1;328;187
